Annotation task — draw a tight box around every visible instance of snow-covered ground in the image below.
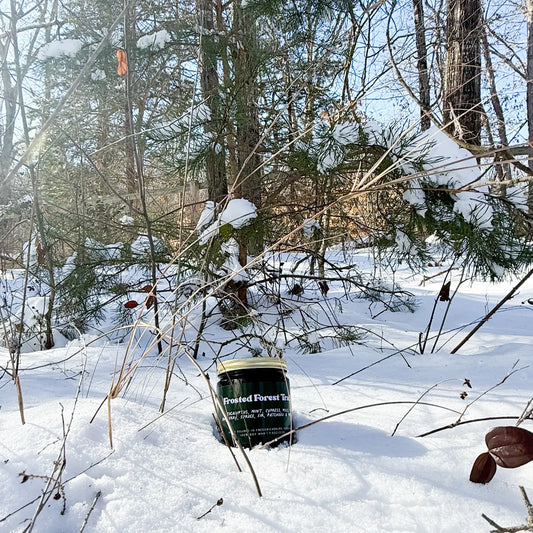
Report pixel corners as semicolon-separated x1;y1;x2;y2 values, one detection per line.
1;251;532;533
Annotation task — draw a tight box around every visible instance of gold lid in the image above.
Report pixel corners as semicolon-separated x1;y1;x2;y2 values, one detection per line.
217;358;287;374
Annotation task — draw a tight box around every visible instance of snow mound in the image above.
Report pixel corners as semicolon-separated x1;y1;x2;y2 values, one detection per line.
137;30;171;50
39;39;83;60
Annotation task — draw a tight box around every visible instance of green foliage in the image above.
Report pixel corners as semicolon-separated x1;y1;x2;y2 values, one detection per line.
55;253;116;336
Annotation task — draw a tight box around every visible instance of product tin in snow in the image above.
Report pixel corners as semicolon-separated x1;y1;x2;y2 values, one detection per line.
216;358;293;448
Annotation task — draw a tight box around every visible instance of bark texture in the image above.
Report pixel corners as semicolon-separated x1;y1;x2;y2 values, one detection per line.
527;0;533;213
443;0;482;146
232;0;262;209
413;0;431;131
197;0;228;203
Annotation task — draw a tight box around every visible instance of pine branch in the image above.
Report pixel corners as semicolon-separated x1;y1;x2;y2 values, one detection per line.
1;1;135;189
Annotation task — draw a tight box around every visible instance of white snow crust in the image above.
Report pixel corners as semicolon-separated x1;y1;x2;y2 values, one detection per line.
1;246;532;533
38;39;83;60
137;30;171;50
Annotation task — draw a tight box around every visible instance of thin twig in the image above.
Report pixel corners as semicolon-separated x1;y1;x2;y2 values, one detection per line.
21;345;89;531
332;344;416;385
482;513;507;532
417;415;522;438
521;486;533;527
391;379;460;436
481;487;533;532
1;1;135;188
260;400;461;448
79;491;102;533
0;452;112;524
451;268;533;354
196;498;223;520
516;399;533;427
453;361;526;426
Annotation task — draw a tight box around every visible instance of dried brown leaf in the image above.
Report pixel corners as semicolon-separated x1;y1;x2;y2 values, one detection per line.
138;285;153;293
486;426;533;468
470;452;497;484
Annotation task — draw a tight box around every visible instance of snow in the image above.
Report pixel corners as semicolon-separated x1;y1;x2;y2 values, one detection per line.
22;237;39;267
219;238;247;281
395;228;414;255
317;146;343;173
198;219;220;245
198;199;257;245
219;199;257;229
302;218;321;238
38;39;83;60
402;186;427;217
331;123;359;145
335;122;496;232
1;251;533;532
137;30;171;50
150;103;211;142
85;238;123;261
195;201;215;232
131;234;162;257
61;253;77;277
120;215;134;226
453;193;493;230
418;127;482;188
411;127;494;229
91;69;106;81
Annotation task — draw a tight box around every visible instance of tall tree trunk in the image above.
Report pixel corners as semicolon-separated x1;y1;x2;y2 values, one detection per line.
231;0;263;307
413;0;431;131
443;0;482;146
197;0;228;203
481;19;510;195
215;0;239;183
527;0;533;214
123;3;138;212
232;0;262;210
10;0;55;349
0;41;16;204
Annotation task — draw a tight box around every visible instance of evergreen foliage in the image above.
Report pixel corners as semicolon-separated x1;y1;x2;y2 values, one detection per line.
0;0;531;354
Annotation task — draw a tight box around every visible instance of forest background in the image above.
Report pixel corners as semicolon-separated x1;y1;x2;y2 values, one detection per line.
1;1;533;531
1;0;533;350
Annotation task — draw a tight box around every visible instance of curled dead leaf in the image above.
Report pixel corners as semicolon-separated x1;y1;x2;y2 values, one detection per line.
124;300;139;309
485;426;533;469
138;285;153;293
470;452;497;484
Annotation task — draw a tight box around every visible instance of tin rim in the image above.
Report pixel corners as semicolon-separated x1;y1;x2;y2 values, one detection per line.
217;357;287;374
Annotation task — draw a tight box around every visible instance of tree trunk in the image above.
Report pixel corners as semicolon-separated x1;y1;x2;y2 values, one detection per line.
413;0;431;131
527;0;533;214
232;0;262;211
0;41;16;204
123;4;138;212
481;18;510;195
215;0;239;183
232;0;263;272
443;0;482;146
197;0;228;203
